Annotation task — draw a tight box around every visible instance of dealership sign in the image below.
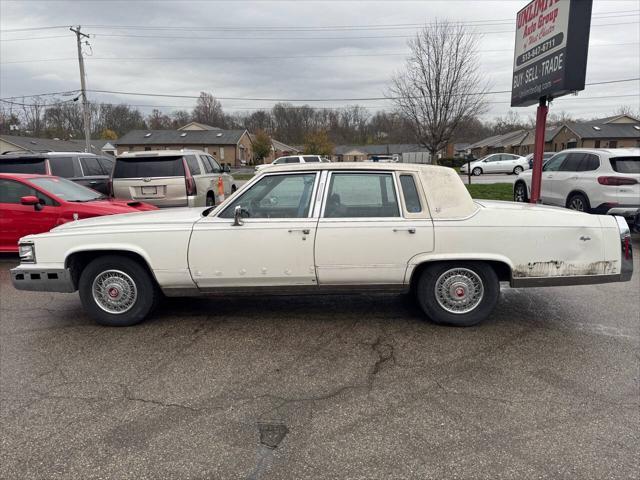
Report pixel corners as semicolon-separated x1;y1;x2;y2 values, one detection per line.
511;0;592;107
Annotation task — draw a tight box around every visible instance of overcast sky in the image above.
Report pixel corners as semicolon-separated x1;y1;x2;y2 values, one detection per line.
1;0;638;123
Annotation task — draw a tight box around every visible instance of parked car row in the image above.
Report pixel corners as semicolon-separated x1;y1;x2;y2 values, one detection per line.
513;148;640;230
1;149;237;208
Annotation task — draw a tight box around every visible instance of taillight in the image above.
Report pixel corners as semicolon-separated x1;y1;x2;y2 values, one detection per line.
624;236;631;260
597;176;638;186
183;158;197;196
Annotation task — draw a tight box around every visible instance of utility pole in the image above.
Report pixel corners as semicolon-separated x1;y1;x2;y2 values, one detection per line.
70;26;92;153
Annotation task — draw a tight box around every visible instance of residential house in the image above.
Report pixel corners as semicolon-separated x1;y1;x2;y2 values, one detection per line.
115;127;254;167
467;114;640;158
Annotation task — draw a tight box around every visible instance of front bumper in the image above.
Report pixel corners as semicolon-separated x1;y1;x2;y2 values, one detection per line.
11;267;76;293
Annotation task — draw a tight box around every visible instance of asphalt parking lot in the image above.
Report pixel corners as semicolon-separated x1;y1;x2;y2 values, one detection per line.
1;240;639;480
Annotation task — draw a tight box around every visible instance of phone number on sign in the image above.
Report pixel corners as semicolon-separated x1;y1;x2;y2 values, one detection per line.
518;33;563;66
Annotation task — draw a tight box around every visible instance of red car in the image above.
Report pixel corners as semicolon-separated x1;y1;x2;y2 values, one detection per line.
0;173;157;252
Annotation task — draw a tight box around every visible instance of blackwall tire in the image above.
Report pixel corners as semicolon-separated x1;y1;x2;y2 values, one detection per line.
472;167;482;176
416;262;500;327
78;255;160;327
513;166;523;175
514;182;528;202
566;193;590;213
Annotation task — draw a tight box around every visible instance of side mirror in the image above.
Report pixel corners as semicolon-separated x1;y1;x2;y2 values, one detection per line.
223;164;231;173
233;205;244;226
21;195;44;210
20;195;39;206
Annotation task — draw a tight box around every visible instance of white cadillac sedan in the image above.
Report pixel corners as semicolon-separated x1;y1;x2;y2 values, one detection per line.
460;153;529;176
12;163;633;327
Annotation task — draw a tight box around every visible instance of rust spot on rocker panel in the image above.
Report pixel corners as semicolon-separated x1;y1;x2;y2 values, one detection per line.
513;260;617;278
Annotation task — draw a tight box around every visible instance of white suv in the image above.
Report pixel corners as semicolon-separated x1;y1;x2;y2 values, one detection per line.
514;148;640;225
255;155;328;172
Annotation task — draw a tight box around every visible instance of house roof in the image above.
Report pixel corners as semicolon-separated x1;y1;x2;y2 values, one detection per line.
468;130;530;150
564;122;640;139
116;129;247;146
333;144;424;155
593;114;639;124
0;134;104;155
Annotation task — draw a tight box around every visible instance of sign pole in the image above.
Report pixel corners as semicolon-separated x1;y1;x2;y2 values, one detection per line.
530;96;548;204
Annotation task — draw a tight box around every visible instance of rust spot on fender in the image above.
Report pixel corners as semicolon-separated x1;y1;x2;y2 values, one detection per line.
513;260;618;278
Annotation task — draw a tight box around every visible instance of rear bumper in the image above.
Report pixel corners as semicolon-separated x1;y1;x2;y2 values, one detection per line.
10;267;76;293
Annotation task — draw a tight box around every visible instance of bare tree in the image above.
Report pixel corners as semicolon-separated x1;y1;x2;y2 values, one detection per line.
192;92;226;128
388;20;488;162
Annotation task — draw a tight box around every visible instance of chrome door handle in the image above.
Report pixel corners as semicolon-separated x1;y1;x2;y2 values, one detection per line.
288;229;310;234
393;228;416;234
89;181;98;185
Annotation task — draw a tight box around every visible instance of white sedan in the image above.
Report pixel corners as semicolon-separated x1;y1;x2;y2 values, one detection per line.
460;153;529;176
12;163;633;328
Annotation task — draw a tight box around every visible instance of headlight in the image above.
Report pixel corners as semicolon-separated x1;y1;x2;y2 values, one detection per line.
18;243;35;263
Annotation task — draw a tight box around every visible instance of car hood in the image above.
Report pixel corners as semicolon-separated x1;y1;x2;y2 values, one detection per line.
66;199;157;215
52;207;207;232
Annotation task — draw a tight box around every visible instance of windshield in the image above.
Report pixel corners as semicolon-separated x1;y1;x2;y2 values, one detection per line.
30;177;104;202
0;159;47;174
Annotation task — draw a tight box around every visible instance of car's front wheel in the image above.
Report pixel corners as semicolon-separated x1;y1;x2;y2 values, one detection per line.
415;262;500;327
78;255;160;327
513;166;523;175
513;182;528;202
472;167;482;176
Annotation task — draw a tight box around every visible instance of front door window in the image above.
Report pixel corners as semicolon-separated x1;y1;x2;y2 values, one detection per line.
219;173;317;219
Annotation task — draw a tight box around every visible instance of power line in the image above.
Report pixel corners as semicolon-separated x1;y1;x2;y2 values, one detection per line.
3;94;637;111
4;42;638;65
81;77;640;103
84;20;639;41
1;9;635;34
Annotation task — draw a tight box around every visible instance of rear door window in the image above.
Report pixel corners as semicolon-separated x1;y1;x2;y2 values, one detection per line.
0;158;47;174
302;156;320;163
325;172;400;218
113;156;185;178
49;157;76;177
610;157;640;173
559;153;583;172
578;154;600;171
79;157;105;176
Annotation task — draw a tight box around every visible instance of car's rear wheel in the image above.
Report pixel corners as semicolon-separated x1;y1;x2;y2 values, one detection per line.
415;262;500;327
513;166;523;175
472;167;482;176
566;192;590;213
513;182;528;202
78;255;160;327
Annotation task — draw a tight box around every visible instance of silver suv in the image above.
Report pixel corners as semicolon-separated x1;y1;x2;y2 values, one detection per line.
112;150;236;208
